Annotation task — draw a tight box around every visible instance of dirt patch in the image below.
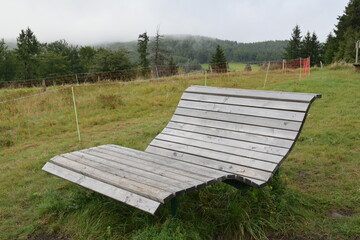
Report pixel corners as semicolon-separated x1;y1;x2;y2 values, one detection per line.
330;209;354;218
28;232;70;240
267;233;329;240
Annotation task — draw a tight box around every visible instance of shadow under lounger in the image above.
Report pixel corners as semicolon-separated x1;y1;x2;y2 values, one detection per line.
42;85;321;215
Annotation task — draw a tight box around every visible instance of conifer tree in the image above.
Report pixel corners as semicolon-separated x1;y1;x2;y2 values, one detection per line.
152;27;167;66
210;45;227;73
284;25;302;60
16;27;41;79
325;0;360;62
301;31;312;59
323;33;337;64
137;32;150;77
309;32;322;66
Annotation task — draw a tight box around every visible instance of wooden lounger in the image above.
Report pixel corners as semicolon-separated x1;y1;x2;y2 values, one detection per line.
42;85;321;215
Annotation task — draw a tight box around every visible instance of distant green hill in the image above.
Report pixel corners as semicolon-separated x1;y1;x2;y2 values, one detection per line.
4;41;17;50
97;35;288;64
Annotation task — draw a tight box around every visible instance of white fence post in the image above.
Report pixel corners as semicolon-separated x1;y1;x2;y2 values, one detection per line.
263;61;271;88
205;71;207;86
71;87;81;142
299;57;302;81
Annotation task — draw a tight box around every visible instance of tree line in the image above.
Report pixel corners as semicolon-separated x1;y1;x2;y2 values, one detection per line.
0;27;232;83
323;0;360;63
0;28;136;82
284;0;360;66
283;25;322;66
102;36;289;65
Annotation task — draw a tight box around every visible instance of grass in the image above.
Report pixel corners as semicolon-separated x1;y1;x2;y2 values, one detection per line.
201;62;261;72
0;68;359;239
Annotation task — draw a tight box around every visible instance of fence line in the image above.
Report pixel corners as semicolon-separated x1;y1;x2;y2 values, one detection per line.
0;58;310;88
0;86;70;104
0;64;312;148
0;58;310;104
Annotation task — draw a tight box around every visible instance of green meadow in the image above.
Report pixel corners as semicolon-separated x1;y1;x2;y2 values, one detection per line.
0;66;359;239
201;62;261;72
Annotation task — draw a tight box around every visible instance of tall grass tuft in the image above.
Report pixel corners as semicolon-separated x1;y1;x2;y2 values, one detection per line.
97;94;125;109
328;61;353;70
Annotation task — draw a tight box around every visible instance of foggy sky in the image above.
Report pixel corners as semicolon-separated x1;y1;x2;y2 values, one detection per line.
1;0;349;45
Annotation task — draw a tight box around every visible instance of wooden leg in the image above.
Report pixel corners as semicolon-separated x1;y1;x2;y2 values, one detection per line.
223;179;251;190
171;197;178;218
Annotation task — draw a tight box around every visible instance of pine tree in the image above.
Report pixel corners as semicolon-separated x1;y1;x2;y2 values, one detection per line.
0;39;7;81
301;31;312;59
284;25;302;60
137;32;150;77
325;0;360;62
210;45;227;73
152;27;166;66
323;33;337;64
310;32;322;66
16;27;41;79
0;39;18;82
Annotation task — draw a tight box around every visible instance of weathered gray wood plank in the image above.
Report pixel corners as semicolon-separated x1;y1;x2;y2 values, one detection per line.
145;146;269;186
78;148;208;188
60;152;194;195
165;122;294;148
42;162;162;215
148;139;277;173
50;156;173;203
160;128;288;156
186;85;321;102
178;100;305;122
155;134;283;163
171;115;298;140
181;92;310;111
103;144;229;182
175;107;302;131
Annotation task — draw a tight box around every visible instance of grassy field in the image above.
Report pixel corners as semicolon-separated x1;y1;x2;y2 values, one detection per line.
201;62;261;72
0;67;359;239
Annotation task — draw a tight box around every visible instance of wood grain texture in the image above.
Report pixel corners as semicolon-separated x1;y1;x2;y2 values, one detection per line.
42;162;162;214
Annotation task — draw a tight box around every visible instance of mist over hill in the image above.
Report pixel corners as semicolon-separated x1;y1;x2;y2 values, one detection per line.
5;34;288;64
97;34;288;64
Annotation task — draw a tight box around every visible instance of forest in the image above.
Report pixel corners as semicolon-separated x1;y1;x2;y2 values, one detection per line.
101;35;288;65
0;32;288;83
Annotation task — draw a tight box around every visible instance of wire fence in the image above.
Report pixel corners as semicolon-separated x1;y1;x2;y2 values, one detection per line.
0;57;312;151
0;58;310;89
0;58;310;103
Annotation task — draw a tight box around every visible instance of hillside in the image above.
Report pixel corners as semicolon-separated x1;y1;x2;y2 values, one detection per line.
97;34;288;64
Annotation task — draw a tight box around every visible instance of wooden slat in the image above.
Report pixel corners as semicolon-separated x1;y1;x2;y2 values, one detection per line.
155;134;283;163
103;144;229;181
165;122;294;148
61;152;193;195
178;100;305;122
149;139;277;172
50;156;173;203
145;146;269;186
160;128;288;156
175;107;302;131
42;162;162;215
78;148;208;187
181;92;310;111
171;115;298;140
186;85;321;102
